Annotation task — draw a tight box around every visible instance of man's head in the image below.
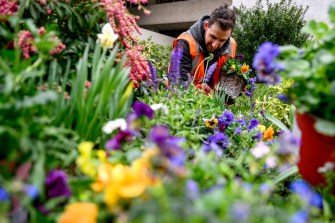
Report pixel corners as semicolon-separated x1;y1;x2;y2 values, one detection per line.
204;5;236;52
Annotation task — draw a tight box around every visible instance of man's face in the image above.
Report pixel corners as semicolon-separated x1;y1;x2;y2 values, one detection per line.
204;21;232;52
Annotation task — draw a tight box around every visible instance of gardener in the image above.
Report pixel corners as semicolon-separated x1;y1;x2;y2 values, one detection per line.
171;4;237;90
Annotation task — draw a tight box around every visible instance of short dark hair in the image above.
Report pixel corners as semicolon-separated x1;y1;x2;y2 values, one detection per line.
208;5;236;31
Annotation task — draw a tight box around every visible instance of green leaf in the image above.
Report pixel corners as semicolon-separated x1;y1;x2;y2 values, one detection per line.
314;119;335;136
264;112;290;132
274;165;298;184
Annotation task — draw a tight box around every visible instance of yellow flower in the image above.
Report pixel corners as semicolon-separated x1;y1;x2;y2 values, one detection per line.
258;124;266;133
204;118;218;129
263;126;275;141
97;23;119;49
78;142;94;158
96;150;107;162
241;64;250;73
230;64;236;71
58;202;98;223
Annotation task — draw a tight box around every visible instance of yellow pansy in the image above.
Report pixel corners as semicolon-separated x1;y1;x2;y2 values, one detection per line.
258;124;266;133
78;142;94;158
204;118;218;129
230;64;236;71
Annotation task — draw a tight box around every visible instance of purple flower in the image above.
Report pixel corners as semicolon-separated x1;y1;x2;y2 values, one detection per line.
201;142;223;157
289;180;323;208
277;93;289;102
25;185;39;200
148;61;157;88
277;132;300;154
218;110;235;129
235;53;245;61
0;186;9;201
252;131;262;140
231;202;250;221
150;125;185;167
291;210;309;223
245;77;257;98
168;47;183;86
204;62;217;84
234;127;242;134
247;118;259;131
208;132;229;148
252;42;283;85
132;101;154;119
45;170;71;199
105;130;132;150
186;180;199;199
236;119;246;127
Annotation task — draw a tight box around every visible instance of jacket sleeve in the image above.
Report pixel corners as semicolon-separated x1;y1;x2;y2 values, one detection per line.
175;40;192;82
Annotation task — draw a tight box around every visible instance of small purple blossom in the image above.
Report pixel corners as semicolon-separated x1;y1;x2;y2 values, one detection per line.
277;132;300;155
291;210;309;223
150;125;186;167
234;127;242;134
208;132;229;148
236;119;246;127
277;93;289;102
235;53;245;61
168;47;183;86
231;202;250;222
132;101;154;119
204;62;217;84
186;180;199;199
218;110;235;129
45;170;71;199
148;61;157;88
25;185;39;200
0;186;9;201
252;131;262;140
105;130;132;150
247;118;259;131
289;180;323;208
252;42;283;85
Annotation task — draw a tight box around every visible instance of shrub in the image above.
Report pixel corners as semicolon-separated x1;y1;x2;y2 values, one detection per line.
233;0;310;65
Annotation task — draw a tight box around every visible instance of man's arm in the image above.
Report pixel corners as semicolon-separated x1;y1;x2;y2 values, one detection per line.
176;40;192;82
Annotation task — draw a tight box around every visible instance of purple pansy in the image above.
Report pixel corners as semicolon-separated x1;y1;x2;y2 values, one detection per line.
218;110;235;130
247;118;259;131
289;180;323;208
132;101;154;119
45;170;71;199
252;42;284;85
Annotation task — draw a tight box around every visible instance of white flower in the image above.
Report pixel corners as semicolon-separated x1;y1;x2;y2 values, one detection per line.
251;142;270;158
317;162;335;173
150;103;169;114
102;118;127;134
97;23;119;49
265;156;277;168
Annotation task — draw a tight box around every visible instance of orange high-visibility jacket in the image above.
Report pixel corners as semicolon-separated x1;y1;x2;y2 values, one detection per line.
173;30;236;88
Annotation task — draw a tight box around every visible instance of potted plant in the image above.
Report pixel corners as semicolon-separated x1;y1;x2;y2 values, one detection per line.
216;57;250;100
252;4;335;190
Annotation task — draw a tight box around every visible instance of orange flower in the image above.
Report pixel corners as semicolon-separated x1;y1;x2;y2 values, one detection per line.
58;202;98;223
241;64;250;73
262;126;274;141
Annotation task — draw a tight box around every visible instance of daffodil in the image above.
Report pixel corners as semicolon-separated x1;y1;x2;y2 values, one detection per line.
97;23;118;49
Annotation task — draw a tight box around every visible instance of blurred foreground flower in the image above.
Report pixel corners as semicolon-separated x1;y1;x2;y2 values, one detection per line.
97;23;119;49
58;202;98;223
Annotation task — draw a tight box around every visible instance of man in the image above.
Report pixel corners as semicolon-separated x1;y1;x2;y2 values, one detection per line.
172;4;236;89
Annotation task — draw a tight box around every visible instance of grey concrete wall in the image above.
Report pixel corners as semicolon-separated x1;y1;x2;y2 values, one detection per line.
233;0;331;23
135;28;175;46
131;0;232;29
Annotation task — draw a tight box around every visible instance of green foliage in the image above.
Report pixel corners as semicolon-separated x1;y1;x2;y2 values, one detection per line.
233;0;309;65
53;43;133;144
140;38;172;78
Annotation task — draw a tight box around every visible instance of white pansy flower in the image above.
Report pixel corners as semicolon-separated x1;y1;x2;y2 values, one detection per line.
251;142;270;158
97;23;119;49
102;118;127;134
150;103;169;114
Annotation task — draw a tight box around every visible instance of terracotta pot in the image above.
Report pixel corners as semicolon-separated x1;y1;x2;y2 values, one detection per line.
296;113;335;190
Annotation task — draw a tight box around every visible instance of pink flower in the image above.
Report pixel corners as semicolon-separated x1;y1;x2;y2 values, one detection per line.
0;0;19;19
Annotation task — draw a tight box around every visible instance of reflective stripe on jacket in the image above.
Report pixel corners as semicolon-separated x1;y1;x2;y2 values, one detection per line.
173;31;236;88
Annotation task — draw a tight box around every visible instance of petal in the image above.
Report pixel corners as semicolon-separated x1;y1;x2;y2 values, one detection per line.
102;23;113;35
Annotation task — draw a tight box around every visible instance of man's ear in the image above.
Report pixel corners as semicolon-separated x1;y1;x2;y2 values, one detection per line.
204;21;209;30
